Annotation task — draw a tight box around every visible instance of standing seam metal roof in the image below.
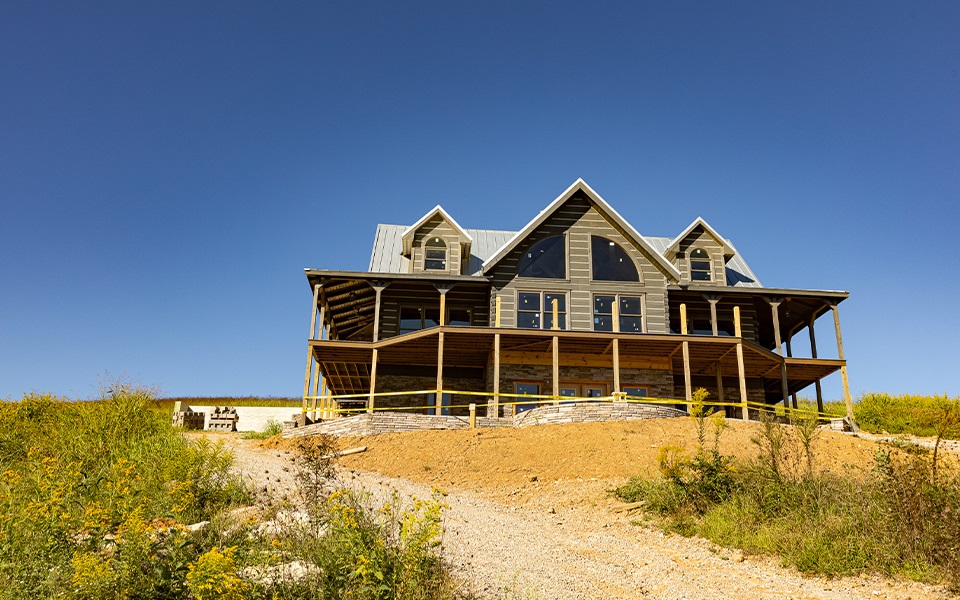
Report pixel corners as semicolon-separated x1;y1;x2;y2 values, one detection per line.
369;225;761;287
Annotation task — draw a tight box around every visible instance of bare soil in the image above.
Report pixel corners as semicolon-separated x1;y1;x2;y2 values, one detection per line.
208;419;956;599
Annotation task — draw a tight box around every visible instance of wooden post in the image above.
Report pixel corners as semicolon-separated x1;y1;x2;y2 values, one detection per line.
734;306;749;421
715;361;725;403
493;332;501;418
786;336;798;409
436;330;444;414
612;298;621;393
308;284;320;339
809;317;824;414
326;389;334;419
769;300;789;408
439;289;447;326
551;298;559;331
552;336;559;403
495;295;501;328
707;297;719;336
368;348;378;413
311;366;321;421
371;284;387;342
832;303;855;424
302;354;314;413
680;304;692;406
469;403;476;428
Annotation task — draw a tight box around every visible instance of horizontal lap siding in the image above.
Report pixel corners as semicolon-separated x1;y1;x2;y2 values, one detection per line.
677;229;725;285
380;283;490;339
489;197;671;333
412;217;463;275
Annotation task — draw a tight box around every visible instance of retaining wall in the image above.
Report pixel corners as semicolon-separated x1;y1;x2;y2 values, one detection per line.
282;401;686;438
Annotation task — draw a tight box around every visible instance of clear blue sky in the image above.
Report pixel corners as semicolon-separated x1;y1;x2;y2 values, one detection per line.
2;2;958;400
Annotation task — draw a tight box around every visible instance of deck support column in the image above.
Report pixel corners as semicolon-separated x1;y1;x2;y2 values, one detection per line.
715;362;725;415
831;302;855;425
680;304;692;407
303;284;322;414
492;296;501;418
704;295;721;336
768;300;790;409
368;348;378;413
809;317;824;414
436;331;444;414
734;306;749;421
786;336;798;410
552;337;559;403
371;283;388;343
612;298;621;394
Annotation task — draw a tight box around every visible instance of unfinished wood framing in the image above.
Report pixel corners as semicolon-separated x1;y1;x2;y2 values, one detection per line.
368;348;378;413
734;305;749;421
832;302;854;423
809;316;824;413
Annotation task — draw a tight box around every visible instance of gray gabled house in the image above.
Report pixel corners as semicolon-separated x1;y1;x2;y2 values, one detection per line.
301;179;853;423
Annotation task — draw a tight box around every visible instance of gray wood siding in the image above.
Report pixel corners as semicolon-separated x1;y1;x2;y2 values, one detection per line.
487;196;671;333
411;216;463;275
676;228;726;284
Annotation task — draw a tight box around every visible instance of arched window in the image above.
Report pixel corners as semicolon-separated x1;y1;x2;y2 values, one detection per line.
518;235;565;279
690;248;711;281
591;236;639;281
424;237;447;270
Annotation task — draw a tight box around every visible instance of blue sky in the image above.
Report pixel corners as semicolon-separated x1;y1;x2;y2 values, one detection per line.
1;2;958;400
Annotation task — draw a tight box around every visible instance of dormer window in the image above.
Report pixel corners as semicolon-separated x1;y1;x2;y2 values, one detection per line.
518;235;565;279
690;248;711;281
591;236;639;281
424;237;447;270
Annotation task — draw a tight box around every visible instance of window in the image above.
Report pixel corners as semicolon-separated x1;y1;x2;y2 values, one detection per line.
398;306;441;334
518;236;566;279
427;393;451;416
593;295;643;332
591;236;639;281
518;292;567;329
424;237;447;271
624;387;648;398
515;383;540;413
690;248;711;281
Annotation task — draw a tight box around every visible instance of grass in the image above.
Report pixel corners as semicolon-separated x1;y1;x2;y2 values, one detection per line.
0;387;467;599
153;396;302;414
614;399;960;589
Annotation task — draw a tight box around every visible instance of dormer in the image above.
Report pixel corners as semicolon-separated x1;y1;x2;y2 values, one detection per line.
401;206;473;275
665;217;735;285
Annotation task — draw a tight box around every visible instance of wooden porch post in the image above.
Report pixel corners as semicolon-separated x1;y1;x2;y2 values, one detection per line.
311;364;321;421
715;362;725;413
303;284;322;413
493;296;501;418
552;337;560;403
734;306;749;421
681;304;692;406
368;348;378;413
809;316;824;414
612;298;621;394
769;300;790;409
436;331;444;414
705;295;721;336
786;335;798;409
371;283;388;343
831;302;855;424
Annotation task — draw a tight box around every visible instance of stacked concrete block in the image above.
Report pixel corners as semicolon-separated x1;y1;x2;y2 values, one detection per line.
208;406;239;432
171;401;205;430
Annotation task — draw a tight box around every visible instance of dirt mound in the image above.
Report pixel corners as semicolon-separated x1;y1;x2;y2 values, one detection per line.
332;418;878;502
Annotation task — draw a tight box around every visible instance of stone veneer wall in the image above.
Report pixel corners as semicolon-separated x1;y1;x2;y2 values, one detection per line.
282;401;687;438
370;374;487;415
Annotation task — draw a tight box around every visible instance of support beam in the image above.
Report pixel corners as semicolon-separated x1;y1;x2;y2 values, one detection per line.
612;298;621;393
832;303;855;425
734;306;749;421
551;298;559;331
680;303;692;406
370;283;388;342
715;361;725;403
436;331;445;414
311;364;321;422
495;295;502;328
308;284;321;339
705;296;721;336
809;317;824;414
368;348;378;413
768;300;789;407
552;335;559;403
493;332;501;418
786;335;798;409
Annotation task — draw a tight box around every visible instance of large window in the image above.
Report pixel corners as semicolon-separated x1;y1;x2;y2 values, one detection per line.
690;248;711;281
515;383;540;413
398;305;471;334
593;295;643;332
592;236;639;281
518;292;567;330
518;236;566;279
424;237;447;271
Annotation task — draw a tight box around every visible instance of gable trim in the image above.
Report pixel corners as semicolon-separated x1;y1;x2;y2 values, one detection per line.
481;179;682;281
401;205;473;254
666;217;735;259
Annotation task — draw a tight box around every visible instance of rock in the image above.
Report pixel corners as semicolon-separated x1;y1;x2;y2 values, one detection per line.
187;521;209;532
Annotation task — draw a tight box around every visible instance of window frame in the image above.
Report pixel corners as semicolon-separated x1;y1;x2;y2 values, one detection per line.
396;303;472;335
592;293;645;333
590;235;641;282
689;247;712;282
423;236;448;271
517;291;568;330
517;235;568;280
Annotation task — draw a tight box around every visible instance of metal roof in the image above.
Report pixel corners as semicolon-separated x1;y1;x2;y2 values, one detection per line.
369;225;762;287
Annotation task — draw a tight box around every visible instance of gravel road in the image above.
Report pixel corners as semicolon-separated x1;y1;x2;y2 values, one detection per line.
216;434;951;600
